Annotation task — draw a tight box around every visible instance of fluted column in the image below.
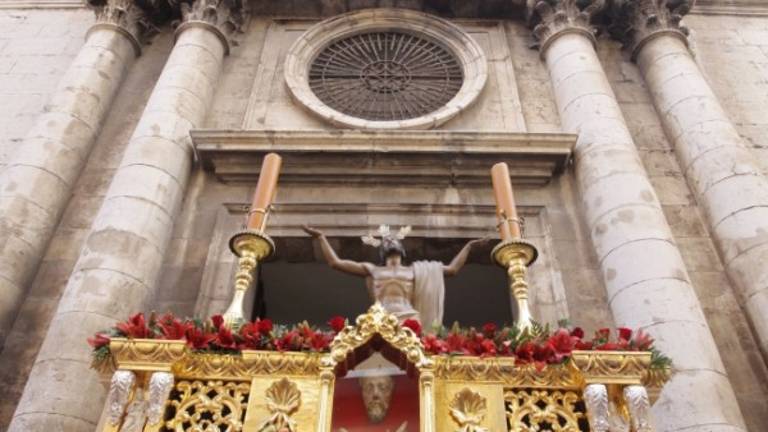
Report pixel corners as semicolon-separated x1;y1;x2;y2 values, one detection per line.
614;0;768;363
0;0;146;348
529;1;746;431
7;1;246;430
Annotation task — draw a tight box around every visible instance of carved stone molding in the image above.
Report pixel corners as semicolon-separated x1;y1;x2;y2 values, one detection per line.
608;0;692;59
528;0;606;54
192;129;575;187
178;0;249;55
87;0;151;55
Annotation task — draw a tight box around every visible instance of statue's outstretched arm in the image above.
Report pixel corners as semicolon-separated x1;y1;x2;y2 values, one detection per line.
443;238;490;276
303;225;370;277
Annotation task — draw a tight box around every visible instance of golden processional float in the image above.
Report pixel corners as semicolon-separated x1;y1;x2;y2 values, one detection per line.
90;154;671;432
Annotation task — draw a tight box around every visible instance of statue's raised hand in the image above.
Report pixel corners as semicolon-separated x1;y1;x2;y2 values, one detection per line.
302;225;324;238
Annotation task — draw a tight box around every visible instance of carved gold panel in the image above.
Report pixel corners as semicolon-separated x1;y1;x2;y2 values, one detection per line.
243;376;324;431
436;382;506;432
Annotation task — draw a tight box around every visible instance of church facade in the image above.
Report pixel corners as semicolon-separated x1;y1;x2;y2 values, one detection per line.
0;0;767;430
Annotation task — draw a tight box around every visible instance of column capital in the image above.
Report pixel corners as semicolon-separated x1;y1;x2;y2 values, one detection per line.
87;0;155;56
177;0;249;56
608;0;692;60
528;0;606;55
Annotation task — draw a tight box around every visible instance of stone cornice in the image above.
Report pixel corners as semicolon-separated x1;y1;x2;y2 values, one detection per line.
608;0;692;60
527;0;606;55
192;129;575;187
177;0;249;55
691;0;768;17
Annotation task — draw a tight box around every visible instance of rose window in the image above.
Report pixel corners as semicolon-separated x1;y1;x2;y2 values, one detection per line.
308;31;464;121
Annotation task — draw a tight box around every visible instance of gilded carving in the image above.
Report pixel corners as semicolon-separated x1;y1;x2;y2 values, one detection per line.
164;380;250;431
528;0;606;51
174;351;322;381
106;370;136;426
110;339;187;372
571;351;651;385
325;303;433;371
449;388;489;432
504;389;585;432
257;378;302;432
434;357;581;389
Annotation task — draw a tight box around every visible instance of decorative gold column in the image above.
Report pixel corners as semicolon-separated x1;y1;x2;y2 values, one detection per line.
223;230;274;326
528;0;746;430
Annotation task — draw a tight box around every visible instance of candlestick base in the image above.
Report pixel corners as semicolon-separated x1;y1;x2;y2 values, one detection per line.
491;239;538;332
223;230;275;328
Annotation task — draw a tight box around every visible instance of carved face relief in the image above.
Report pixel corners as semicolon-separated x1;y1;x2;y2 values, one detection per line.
359;376;395;423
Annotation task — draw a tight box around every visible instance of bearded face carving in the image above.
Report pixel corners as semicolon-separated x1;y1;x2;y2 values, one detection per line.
359;376;395;423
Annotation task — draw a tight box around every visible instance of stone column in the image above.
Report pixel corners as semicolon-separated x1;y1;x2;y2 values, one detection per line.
0;0;146;347
614;0;768;362
529;1;746;431
7;1;246;430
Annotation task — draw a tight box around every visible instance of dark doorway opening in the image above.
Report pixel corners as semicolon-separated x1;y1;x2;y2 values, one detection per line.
252;236;512;328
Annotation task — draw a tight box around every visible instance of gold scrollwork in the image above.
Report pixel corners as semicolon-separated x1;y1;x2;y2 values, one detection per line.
257;378;302;432
504;389;586;432
162;380;250;432
325;303;433;371
174;351;322;381
435;357;582;389
449;388;489;432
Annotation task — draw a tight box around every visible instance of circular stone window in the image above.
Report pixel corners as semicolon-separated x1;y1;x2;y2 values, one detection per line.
285;9;488;129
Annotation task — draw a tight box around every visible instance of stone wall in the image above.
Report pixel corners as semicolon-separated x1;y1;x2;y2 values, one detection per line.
0;5;767;431
0;8;92;169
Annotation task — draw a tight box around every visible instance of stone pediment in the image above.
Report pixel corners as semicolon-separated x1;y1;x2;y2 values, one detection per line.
192;129;575;186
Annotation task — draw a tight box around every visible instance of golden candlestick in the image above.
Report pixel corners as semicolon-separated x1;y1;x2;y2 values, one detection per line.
223;229;275;328
492;239;538;331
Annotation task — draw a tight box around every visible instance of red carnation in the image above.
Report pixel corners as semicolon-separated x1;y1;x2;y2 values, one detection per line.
422;335;449;355
570;327;585;339
548;329;575;362
185;326;215;350
257;318;273;335
116;313;151;338
211;315;225;330
328;316;346;333
515;341;536;363
480;339;497;357
88;333;110;349
633;329;654;350
618;327;632;341
482;323;497;337
214;326;237;349
403;319;422;336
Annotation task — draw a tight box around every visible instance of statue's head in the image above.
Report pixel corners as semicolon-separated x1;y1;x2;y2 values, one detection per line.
361;225;411;264
359;375;395;423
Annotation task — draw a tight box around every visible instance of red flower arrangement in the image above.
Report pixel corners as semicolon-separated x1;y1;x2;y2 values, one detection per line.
89;314;670;372
418;322;669;371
